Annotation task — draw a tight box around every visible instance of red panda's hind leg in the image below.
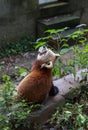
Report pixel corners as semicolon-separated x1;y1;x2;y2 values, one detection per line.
49;83;59;96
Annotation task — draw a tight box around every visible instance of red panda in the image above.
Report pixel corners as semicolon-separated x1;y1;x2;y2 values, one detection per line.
17;60;53;103
17;46;60;103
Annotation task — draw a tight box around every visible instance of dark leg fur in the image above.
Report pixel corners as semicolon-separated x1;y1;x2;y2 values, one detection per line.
49;84;59;96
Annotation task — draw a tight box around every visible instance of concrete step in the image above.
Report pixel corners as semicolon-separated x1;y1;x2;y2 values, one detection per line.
39;0;58;5
39;2;69;18
37;15;80;37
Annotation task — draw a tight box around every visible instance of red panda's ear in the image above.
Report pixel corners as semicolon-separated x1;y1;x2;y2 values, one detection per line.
41;61;53;69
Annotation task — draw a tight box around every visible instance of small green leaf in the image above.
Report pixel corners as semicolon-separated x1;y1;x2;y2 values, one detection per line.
35;41;46;49
62;43;69;48
45;29;57;34
60;47;73;55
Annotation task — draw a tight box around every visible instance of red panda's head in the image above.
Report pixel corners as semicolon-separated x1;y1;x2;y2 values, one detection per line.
37;46;60;68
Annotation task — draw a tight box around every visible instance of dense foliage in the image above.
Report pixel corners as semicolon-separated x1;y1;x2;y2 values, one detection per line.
0;37;35;58
0;75;42;130
50;83;88;130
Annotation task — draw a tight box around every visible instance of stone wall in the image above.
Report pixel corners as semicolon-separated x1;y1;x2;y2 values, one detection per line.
0;0;38;45
68;0;88;25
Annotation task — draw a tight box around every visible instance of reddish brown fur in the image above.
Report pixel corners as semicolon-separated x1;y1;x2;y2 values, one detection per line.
17;60;52;103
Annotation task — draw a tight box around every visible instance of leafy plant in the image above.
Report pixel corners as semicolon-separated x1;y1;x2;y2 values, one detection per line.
0;75;42;130
35;27;69;50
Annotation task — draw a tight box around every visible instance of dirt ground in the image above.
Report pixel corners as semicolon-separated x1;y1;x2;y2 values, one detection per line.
0;51;37;82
